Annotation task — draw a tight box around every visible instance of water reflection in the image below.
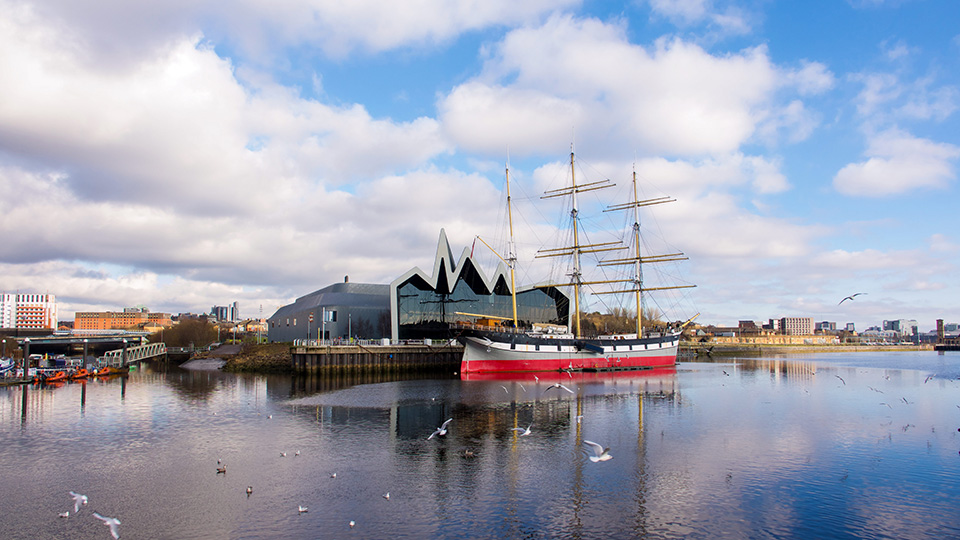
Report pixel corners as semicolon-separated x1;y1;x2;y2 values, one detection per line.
1;354;959;539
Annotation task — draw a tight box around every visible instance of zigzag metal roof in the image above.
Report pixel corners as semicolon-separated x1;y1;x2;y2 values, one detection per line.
389;229;560;297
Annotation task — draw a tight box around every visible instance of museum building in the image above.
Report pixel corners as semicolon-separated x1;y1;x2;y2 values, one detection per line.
267;230;570;343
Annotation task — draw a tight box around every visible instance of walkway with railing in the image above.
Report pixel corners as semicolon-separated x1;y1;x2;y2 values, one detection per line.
99;342;167;367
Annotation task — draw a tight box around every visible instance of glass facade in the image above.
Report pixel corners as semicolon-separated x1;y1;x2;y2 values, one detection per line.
395;258;569;340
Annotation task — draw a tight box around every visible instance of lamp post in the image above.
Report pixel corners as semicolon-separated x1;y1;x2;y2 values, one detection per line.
2;338;6;358
22;338;30;377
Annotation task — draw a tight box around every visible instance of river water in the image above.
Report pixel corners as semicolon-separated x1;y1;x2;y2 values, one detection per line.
2;351;959;539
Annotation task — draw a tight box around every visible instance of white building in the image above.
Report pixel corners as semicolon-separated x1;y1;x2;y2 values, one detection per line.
883;319;918;338
780;317;814;336
0;293;59;329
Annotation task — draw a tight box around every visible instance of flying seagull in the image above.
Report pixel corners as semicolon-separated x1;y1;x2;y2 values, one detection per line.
839;292;866;305
510;424;533;437
68;491;88;514
428;418;453;440
93;512;121;539
582;440;613;462
543;383;575;395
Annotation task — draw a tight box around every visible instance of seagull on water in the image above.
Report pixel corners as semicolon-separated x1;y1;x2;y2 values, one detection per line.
246;486;253;495
582;440;613;462
68;491;88;513
383;492;390;500
216;464;226;474
93;512;121;539
330;472;337;478
298;505;309;513
59;511;70;518
838;292;866;305
280;452;287;457
510;424;533;437
543;383;575;395
349;520;356;528
428;418;453;440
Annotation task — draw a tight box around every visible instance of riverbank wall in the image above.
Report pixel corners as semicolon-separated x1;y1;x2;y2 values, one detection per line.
682;342;934;357
289;341;463;373
210;341;939;375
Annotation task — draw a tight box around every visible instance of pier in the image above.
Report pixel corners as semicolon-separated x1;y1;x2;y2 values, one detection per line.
290;339;463;372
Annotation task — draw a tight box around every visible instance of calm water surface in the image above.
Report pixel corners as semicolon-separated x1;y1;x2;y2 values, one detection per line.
2;351;960;539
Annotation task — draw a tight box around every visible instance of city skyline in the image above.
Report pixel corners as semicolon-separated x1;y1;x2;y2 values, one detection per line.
1;1;958;331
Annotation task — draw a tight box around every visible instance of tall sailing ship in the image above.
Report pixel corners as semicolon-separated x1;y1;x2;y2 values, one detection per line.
458;148;696;374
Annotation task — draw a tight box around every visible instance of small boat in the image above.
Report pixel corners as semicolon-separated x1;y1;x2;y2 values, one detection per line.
93;366;129;377
69;368;91;380
0;358;15;377
45;371;69;383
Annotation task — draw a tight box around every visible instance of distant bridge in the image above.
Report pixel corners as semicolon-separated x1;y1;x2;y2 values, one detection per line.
100;342;167;367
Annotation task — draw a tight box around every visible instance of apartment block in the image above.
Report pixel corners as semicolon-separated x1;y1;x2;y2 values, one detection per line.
74;309;173;330
0;293;59;329
780;317;814;336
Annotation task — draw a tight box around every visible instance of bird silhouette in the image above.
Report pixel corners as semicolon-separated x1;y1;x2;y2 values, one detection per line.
93;512;121;539
543;383;575;395
838;292;866;305
510;424;533;437
582;440;613;462
68;491;88;513
427;418;453;440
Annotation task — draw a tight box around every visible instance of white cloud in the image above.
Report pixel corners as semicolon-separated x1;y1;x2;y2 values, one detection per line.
0;7;501;316
787;61;835;96
833;129;960;196
23;0;579;62
439;83;584;156
440;15;816;158
852;72;901;117
647;0;752;35
928;233;959;253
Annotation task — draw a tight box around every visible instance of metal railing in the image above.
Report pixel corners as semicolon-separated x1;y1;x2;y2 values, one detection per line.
99;342;167;367
292;338;458;347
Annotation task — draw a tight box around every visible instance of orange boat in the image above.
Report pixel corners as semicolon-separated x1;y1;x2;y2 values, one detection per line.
93;366;129;377
69;368;90;380
45;371;68;383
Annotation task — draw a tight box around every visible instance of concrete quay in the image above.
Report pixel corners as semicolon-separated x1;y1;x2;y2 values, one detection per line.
291;341;463;372
682;341;933;356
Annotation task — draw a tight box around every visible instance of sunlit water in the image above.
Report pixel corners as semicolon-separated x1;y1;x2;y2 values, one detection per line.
2;351;959;539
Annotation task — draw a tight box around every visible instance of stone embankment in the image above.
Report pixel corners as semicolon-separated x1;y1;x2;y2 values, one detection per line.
681;342;932;356
219;343;293;373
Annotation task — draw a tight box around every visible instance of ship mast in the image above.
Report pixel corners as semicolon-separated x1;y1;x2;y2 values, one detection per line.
505;163;519;328
631;168;643;336
538;146;620;338
570;149;583;337
600;167;695;336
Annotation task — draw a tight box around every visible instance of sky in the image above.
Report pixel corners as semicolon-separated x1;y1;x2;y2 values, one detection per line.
1;0;958;332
